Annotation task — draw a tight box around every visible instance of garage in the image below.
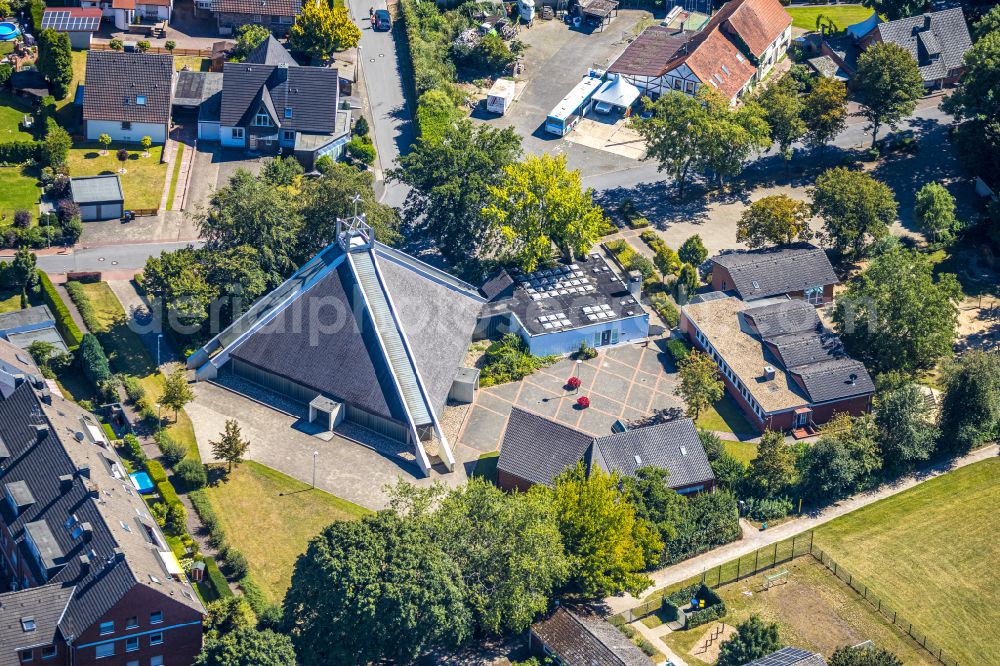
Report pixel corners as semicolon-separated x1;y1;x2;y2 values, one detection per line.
69;174;124;221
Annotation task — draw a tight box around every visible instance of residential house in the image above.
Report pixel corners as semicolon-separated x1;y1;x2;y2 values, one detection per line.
710;244;839;306
746;647;828;666
82;51;174;144
40;8;102;49
0;381;205;666
80;0;173;29
476;254;649;357
680;294;874;434
199;36;351;166
0;306;68;354
187;218;485;477
529;607;653;665
607;0;791;103
496;407;716;493
211;0;301;35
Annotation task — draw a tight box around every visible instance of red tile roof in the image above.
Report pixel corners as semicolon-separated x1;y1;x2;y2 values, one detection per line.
43;6;103;17
682;28;758;100
720;0;791;57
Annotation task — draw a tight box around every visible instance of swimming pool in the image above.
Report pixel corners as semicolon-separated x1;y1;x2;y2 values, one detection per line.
130;471;155;494
0;22;20;41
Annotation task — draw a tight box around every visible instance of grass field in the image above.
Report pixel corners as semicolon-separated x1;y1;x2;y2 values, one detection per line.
203;461;370;604
723;440;757;465
697;394;755;435
660;558;937;666
786;5;875;32
54;51;88;131
66;143;166;210
0;166;42;223
70;281;200;459
814;458;1000;666
174;56;211;72
0;92;36;142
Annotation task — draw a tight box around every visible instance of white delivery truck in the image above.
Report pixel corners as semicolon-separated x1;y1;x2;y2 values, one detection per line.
486;79;516;115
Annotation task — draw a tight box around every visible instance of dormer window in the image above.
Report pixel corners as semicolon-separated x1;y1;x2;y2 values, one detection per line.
255;111;271;126
136;95;147;105
284;107;292;119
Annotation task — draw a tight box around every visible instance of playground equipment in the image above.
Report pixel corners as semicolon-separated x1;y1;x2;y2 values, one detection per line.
763;569;789;590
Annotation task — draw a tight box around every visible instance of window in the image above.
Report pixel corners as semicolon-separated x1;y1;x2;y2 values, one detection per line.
254;111;271;126
284;107;293;119
673;78;682;90
99;621;114;635
151;657;163;666
282;129;295;143
279;15;292;23
253;13;262;21
121;121;132;130
150;611;163;624
126;637;139;652
231;127;244;140
96;643;114;659
136;95;147;105
20;651;32;663
41;646;56;660
150;633;163;646
128;661;139;666
685;81;695;94
126;616;138;629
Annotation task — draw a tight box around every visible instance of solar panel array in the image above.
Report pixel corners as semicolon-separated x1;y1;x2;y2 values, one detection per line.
42;11;101;32
515;264;597;302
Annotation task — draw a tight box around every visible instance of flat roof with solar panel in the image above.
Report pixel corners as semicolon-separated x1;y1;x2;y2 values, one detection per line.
41;8;103;32
745;647;827;666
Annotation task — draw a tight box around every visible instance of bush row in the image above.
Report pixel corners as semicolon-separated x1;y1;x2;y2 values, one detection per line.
64;281;102;333
742;496;794;523
649;293;680;329
37;271;83;348
189;489;249;597
0;141;42;164
79;334;112;387
665;336;690;364
200;556;233;601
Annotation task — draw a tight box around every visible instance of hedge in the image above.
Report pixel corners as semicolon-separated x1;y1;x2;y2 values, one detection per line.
665;337;690;364
0;141;41;164
38;271;84;348
64;281;101;333
79;334;111;386
650;293;680;329
687;601;726;628
199;556;233;601
239;575;269;616
146;459;169;485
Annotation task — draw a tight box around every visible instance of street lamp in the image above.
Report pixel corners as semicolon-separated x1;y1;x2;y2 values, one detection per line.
311;451;319;489
575;360;582;393
156;333;163;368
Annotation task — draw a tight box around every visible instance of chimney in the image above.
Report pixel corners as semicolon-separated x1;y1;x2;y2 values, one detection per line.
33;424;49;441
112;547;125;562
75;464;91;479
39;386;51;405
627;270;643;298
923;14;931;30
81;522;93;542
78;554;90;576
275;62;289;84
763;365;776;381
848;373;858;386
59;474;73;492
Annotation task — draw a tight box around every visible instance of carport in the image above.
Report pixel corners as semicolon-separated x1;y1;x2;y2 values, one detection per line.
590;74;640;113
69;175;124;221
577;0;618;31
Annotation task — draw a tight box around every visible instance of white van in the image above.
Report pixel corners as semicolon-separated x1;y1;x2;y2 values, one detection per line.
486;79;516;115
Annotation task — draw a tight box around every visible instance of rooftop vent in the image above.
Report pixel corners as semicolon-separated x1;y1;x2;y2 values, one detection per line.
763;365;776;381
848;373;858;385
634;454;642;466
78;554;91;575
679;445;687;456
59;474;73;491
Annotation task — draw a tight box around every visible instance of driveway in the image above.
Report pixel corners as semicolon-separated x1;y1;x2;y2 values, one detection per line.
455;339;684;454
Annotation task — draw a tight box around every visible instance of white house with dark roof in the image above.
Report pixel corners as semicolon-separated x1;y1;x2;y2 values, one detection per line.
187;217;485;477
82;51;174;144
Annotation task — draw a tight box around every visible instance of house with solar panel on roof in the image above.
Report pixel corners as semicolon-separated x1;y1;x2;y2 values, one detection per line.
40;8;102;49
476;252;649;357
187;215;484;477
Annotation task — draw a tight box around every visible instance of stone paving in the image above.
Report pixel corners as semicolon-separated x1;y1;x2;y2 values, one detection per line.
455;339;684;454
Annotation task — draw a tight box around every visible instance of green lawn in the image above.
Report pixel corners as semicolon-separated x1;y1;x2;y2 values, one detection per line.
813;459;1000;666
786;5;875;32
723;439;757;465
166;143;184;210
661;558;937;666
54;50;88;131
70;281;200;459
203;461;370;604
174;56;212;72
0;165;42;223
696;393;755;435
0;92;36;142
66;143;166;210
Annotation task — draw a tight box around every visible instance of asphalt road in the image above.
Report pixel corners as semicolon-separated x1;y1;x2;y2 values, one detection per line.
22;241;204;273
350;0;414;208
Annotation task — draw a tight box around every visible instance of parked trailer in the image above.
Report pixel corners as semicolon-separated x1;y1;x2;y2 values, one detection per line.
486;79;516;115
545;72;604;136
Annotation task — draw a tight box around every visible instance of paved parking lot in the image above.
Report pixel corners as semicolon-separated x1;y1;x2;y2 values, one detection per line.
455;339;684;453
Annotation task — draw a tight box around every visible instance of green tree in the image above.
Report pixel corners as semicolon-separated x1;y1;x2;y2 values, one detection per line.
36;28;73;99
623;466;685;565
234;24;271;60
11;248;38;308
875;382;938;475
699;88;772;187
667;490;741;562
798;414;881;502
854;42;925;148
283;512;471;665
159;367;194;420
140;135;152;155
632;92;707;197
802;76;848;156
938;350;1000;455
289;2;360;61
737;194;813;248
717;615;782;666
552;462;662;597
674;262;699;303
41;118;71;168
210;419;250;473
678;234;708;267
758;74;806;170
202;597;257;642
482;154;606;271
194;628;297;666
98;133;112;155
810;167;896;258
140;247;215;331
862;0;924;21
834;248;960;374
750;430;795;497
469;32;515;71
391;120;521;265
711;453;748;492
914;181;959;243
261;156;304;187
675;351;722;418
165;40;176;52
415;88;463;143
829;645;903;666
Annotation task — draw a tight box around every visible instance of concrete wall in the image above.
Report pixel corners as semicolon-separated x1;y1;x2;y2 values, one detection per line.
524;314;649;357
86;119;166;144
198;121;220;142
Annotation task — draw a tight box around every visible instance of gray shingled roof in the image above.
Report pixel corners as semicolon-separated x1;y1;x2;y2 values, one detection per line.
531;607;652;666
0;586;73;660
496;408;594;487
791;357;874;403
245;34;298;66
220;62;339;133
173;71;223;107
742;299;820;338
765;330;843;368
746;647;828;666
82;51;173;125
874;8;971;83
591;418;714;488
712;244;838;301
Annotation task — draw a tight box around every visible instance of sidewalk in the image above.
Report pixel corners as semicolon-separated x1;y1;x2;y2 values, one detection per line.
630;620;690;666
605;443;1000;614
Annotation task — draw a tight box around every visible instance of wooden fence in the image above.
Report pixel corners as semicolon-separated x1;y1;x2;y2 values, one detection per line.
91;43;212;57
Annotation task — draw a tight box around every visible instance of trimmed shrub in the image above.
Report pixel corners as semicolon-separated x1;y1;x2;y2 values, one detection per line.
78;334;112;387
665;337;691;364
239;575;269;616
157;432;187;467
627;217;651;229
38;271;83;348
65;281;101;333
743;496;794;522
224;548;249;579
146;459;169;485
200;557;233;600
0;141;42;163
174;458;207;490
346;137;376;164
121;433;146;463
122;375;146;404
649;293;680;329
165;500;187;534
687;601;726;628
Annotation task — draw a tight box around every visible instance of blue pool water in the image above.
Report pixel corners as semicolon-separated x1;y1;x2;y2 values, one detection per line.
130;472;155;494
0;22;21;41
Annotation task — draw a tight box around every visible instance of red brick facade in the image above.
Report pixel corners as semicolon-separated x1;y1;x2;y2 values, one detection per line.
710;265;835;306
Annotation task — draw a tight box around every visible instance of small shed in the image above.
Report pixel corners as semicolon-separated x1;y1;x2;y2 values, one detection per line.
10;70;50;102
70;174;124;221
